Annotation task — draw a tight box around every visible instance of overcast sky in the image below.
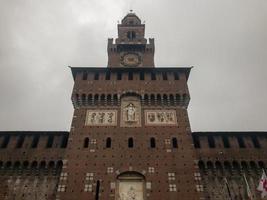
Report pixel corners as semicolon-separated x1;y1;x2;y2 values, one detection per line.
0;0;266;132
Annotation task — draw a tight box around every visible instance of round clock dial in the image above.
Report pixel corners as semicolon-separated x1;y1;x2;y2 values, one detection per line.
121;53;141;67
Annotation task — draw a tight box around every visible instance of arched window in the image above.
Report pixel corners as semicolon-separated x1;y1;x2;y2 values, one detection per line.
172;138;178;148
128;138;134;148
127;31;136;40
106;137;111;148
84;137;89;148
150;137;156;148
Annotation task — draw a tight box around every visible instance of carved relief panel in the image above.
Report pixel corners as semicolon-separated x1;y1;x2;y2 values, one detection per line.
120;96;141;127
145;110;177;126
85;110;117;126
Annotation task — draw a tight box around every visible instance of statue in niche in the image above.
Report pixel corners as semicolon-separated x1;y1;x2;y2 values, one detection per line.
125;103;136;122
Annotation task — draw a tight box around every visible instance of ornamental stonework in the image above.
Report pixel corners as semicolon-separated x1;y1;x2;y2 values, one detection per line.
120;96;141;127
85;110;117;126
145;110;177;126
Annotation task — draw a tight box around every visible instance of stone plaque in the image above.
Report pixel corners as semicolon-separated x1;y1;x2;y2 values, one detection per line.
120;97;141;127
85;110;117;126
118;180;144;200
145;110;177;126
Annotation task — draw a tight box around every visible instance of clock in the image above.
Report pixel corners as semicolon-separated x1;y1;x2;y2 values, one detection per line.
121;53;141;67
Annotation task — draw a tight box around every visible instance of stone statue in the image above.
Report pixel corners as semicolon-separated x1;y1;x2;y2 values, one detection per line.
125;103;136;122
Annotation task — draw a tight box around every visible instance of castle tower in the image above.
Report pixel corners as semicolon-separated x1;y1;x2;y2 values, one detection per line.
58;12;203;200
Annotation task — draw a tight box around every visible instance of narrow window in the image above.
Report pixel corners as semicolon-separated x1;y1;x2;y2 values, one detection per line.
105;71;110;80
106;137;111;148
84;137;89;148
82;71;88;80
46;135;54;148
174;72;179;80
140;72;144;80
60;135;68;148
94;72;99;80
128;72;133;80
150;137;156;148
237;136;246;148
95;180;100;200
172;138;178;148
31;135;39;148
1;135;10;148
208;136;215;148
117;72;122;80
16;135;25;148
162;72;168;80
151;72;156;80
251;136;260;148
192;135;201;148
222;136;230;148
128;137;134;148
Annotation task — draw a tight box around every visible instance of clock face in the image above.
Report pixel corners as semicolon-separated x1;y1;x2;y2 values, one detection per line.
121;53;141;67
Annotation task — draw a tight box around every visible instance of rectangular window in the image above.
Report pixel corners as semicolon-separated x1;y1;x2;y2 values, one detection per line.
94;73;99;80
237;136;246;148
140;72;144;80
82;71;88;80
222;136;230;148
162;72;168;80
151;72;156;80
128;72;133;80
193;135;201;148
174;72;179;80
208;136;215;148
117;72;122;80
251;136;260;148
105;71;110;80
16;135;25;148
31;135;40;148
1;135;10;148
46;135;54;148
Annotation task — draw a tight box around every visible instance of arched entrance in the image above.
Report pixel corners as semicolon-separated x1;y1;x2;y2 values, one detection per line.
116;171;145;200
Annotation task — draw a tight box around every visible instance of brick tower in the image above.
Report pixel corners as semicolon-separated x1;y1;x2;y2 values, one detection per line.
58;12;203;200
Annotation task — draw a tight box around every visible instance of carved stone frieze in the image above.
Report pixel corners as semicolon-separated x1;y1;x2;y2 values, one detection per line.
85;110;117;126
145;110;177;126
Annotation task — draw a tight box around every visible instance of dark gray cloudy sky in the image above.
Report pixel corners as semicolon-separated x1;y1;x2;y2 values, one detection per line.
0;0;266;132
